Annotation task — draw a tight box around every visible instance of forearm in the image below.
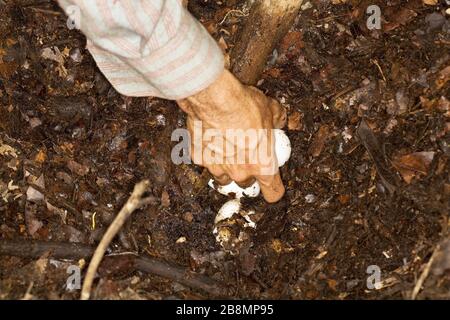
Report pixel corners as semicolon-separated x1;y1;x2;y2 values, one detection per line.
57;0;224;99
177;70;255;124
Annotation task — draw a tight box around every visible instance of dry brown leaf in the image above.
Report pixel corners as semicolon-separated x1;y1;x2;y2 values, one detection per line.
26;174;45;203
308;125;330;157
271;239;283;254
444;183;450;196
41;46;68;77
436;65;450;90
161;189;170;208
0;62;17;79
204;20;217;35
67;160;89;176
392;151;435;184
41;47;64;64
59;142;75;155
338;194;351;205
223;53;231;70
0;45;17;78
420;95;450;114
423;0;438;5
266;67;282;78
0;141;18;158
384;8;417;32
34;149;47;164
218;36;228;52
62;46;71;57
327;279;338;291
288;111;303;131
238;251;256;276
26;186;44;202
394;8;417;25
420;96;437;110
279;31;303;57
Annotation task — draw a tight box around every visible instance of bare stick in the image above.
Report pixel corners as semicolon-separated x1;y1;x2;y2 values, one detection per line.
0;239;230;297
410;245;440;300
81;180;157;300
231;0;303;85
0;240;94;259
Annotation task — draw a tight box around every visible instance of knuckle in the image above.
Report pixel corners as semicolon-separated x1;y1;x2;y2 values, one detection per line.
230;171;250;184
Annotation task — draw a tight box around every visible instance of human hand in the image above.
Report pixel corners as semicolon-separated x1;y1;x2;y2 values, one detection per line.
177;69;287;203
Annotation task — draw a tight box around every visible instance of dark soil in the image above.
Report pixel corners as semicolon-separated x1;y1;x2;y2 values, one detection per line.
0;0;449;299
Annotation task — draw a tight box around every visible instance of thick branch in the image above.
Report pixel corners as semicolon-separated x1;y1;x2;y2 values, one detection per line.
81;180;158;300
231;0;303;85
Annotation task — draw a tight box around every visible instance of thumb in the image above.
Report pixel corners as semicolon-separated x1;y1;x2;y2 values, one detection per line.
269;99;286;129
256;172;285;203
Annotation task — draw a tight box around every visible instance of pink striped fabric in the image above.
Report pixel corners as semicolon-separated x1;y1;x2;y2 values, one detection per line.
57;0;224;99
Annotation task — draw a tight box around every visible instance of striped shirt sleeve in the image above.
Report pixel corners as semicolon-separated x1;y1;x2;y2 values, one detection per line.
57;0;224;99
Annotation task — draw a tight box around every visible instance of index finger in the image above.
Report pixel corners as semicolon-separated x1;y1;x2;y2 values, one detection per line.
255;171;285;203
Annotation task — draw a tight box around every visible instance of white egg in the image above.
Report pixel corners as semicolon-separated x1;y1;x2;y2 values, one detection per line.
215;198;241;224
274;129;291;167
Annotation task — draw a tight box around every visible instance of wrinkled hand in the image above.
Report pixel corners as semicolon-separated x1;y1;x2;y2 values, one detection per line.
177;69;287;203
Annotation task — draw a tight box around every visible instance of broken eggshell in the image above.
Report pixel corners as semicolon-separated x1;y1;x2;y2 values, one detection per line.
214;198;257;226
208;179;260;199
213;198;257;254
210;129;291;252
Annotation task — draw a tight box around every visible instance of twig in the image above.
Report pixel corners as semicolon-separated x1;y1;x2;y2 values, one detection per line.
22;282;34;300
411;245;440;300
0;240;230;297
370;59;387;83
27;7;61;15
0;240;94;258
20;0;53;7
219;9;249;25
81;180;157;300
134;256;228;297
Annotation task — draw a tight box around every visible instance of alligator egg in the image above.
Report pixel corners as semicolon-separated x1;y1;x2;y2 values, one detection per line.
274;129;291;167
